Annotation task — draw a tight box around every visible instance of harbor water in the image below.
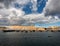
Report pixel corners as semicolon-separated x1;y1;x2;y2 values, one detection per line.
0;31;60;46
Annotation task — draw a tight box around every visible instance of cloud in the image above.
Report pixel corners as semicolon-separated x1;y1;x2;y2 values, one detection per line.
14;0;30;5
44;0;60;18
7;13;60;26
0;0;15;8
0;0;60;26
31;0;37;12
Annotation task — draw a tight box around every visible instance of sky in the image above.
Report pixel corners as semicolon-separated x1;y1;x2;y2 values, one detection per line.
0;0;60;27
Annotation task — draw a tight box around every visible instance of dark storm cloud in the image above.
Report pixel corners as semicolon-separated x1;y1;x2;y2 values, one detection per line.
44;0;60;18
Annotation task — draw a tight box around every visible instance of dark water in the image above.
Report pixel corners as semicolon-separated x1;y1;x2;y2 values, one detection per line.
0;31;60;46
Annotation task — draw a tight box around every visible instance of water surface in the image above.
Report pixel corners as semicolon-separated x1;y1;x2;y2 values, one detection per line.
0;31;60;46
